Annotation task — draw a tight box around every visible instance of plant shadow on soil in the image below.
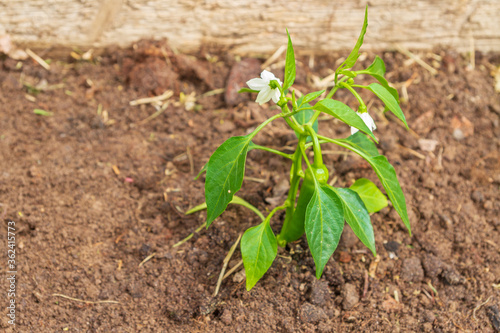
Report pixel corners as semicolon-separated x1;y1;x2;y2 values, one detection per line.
0;40;499;332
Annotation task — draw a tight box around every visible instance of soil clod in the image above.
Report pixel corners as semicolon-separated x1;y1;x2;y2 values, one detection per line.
400;257;425;283
342;283;360;310
299;302;328;324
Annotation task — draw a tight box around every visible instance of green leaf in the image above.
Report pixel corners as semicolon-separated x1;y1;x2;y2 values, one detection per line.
241;221;278;290
300;90;325;106
360;56;400;103
313;99;378;142
305;184;344;279
185;195;265;221
365;55;386;76
344;132;380;157
369;155;410;233
366;83;408;129
293;108;318;132
350;178;388;213
238;88;260;94
332;187;376;256
336;6;368;72
283;30;296;90
205;135;252;227
338;70;357;78
319;136;411;235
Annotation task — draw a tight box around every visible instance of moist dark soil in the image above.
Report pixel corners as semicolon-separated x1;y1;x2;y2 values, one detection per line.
1;40;499;332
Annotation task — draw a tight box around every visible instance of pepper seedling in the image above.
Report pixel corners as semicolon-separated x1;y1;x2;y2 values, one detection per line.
189;6;411;291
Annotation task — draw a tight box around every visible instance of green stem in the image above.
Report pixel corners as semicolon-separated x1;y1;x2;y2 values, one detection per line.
304;124;323;168
316;134;351;150
264;204;287;225
282;106;314;119
304;139;329;149
283;116;298;132
281;104;305;134
300;142;313;170
250;144;293;159
325;75;350;99
308;111;321;127
298;141;319;186
309;136;367;156
277;134;306;247
340;82;366;112
249;113;283;139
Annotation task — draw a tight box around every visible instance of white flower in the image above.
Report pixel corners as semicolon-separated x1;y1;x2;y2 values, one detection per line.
351;112;377;135
246;70;282;105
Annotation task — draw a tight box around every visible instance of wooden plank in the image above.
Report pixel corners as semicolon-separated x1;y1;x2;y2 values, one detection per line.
1;0;499;53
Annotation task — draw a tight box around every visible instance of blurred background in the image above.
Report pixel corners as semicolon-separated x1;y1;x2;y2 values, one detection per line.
1;0;499;55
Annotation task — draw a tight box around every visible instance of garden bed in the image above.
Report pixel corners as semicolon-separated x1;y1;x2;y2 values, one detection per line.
0;40;499;332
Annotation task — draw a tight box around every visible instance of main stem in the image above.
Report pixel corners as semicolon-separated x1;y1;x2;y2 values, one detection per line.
277;134;307;247
305;124;323;168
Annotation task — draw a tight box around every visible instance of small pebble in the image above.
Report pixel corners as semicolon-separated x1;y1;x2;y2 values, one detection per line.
471;190;484;203
338;251;352;263
220;310;233;325
439;214;452;230
384;240;400;253
342;283;359;310
422;322;433;332
423;310;436;323
484;200;493;210
233;270;245;283
418;139;438;152
453;128;465;140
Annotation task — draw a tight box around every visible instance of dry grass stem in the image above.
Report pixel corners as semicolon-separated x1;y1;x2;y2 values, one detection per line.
395;45;437;75
473;296;492;321
172;222;206;248
214;233;242;297
130;90;173;106
26;49;50;70
138;253;157;268
52;294;119;304
222;260;243;281
261;45;287;69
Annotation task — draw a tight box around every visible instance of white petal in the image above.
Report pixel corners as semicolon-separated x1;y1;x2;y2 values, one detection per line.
351;126;360;135
271;88;281;103
246;78;267;91
255;87;274;105
359;112;377;131
370;116;377;131
260;70;277;82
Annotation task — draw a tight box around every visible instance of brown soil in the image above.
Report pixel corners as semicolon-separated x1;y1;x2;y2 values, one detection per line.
1;40;499;332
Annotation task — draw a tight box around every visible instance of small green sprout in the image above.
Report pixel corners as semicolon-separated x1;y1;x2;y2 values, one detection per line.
33;109;54;117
